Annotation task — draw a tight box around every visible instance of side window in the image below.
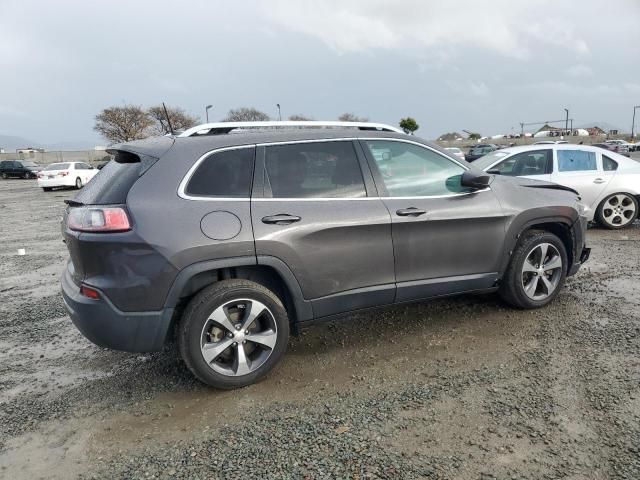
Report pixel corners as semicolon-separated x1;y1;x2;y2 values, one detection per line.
365;140;466;197
75;163;85;170
557;150;597;172
78;163;91;170
602;155;618;171
265;141;365;198
492;150;552;176
185;147;255;197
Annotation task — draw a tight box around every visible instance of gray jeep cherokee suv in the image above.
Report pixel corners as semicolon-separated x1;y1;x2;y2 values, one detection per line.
61;121;590;389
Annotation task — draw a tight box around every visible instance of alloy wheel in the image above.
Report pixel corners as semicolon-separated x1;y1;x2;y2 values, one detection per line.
200;298;278;377
521;242;563;301
602;194;636;227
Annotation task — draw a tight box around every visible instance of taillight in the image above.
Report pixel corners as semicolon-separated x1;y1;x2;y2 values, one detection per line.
67;207;131;233
80;285;100;300
59;172;69;177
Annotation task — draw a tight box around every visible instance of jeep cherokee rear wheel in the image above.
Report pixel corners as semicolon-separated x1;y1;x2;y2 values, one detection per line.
178;279;290;389
499;231;568;309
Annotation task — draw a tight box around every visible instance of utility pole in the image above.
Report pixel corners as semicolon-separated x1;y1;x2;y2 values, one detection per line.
520;122;524;136
205;105;213;123
276;104;282;121
632;106;640;139
564;108;569;135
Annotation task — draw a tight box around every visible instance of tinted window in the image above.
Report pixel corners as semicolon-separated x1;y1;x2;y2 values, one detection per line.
365;140;466;197
265;141;365;198
20;161;38;167
186;147;254;197
557;150;597;172
602;155;618;171
491;150;552;176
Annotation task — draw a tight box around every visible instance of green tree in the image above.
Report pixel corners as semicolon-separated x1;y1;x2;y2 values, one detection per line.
468;132;481;140
438;132;463;141
399;117;419;134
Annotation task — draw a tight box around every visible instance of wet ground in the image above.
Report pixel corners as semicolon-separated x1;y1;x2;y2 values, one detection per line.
0;179;638;479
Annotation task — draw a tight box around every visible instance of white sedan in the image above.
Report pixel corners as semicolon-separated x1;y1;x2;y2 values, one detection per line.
474;144;640;229
444;147;465;161
37;161;99;192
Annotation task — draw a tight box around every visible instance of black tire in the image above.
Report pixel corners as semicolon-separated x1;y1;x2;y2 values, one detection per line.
178;279;290;389
499;231;568;309
595;193;638;230
23;172;30;179
42;187;52;192
75;177;83;189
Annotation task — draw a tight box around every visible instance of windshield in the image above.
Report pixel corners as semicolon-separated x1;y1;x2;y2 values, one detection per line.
20;161;39;167
445;148;461;153
473;150;511;170
44;163;70;171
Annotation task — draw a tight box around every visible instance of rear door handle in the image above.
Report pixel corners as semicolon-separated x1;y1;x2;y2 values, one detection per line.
261;214;301;225
593;178;606;184
396;207;427;217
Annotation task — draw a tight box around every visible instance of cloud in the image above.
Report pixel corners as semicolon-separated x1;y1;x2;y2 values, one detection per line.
565;64;593;77
263;0;601;59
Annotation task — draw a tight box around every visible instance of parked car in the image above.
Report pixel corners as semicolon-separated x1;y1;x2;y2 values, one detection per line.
444;147;465;161
592;143;631;158
37;161;99;191
605;139;633;153
0;159;42;179
474;144;640;229
466;144;499;162
61;121;590;389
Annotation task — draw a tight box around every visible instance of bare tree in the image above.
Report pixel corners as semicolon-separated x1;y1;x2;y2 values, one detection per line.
148;105;199;135
288;114;314;121
94;105;154;144
223;107;270;122
338;112;369;122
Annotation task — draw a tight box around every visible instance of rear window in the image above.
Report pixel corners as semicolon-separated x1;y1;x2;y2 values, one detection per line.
45;163;70;171
73;152;145;205
185;147;255;197
265;141;365;198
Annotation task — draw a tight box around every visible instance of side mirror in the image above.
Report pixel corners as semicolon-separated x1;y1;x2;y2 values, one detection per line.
461;170;491;190
486;169;501;175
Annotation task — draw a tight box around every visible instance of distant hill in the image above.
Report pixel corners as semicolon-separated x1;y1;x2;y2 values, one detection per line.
0;134;97;152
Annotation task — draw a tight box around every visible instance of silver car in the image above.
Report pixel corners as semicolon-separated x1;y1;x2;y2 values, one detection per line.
475;144;640;229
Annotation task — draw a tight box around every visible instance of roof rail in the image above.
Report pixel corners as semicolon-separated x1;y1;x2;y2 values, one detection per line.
178;121;404;137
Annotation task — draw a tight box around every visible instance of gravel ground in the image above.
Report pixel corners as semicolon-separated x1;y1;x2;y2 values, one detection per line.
0;179;638;480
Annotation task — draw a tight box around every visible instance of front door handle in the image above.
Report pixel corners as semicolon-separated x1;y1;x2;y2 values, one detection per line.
396;207;427;217
261;214;301;225
593;178;606;184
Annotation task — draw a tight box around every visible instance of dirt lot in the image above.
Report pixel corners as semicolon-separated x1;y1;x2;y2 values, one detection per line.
0;179;638;480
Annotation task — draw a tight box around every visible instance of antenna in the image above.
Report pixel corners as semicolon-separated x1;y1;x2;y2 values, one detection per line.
162;102;174;135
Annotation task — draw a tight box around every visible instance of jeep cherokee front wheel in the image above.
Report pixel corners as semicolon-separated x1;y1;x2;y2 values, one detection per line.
499;231;568;309
178;279;290;389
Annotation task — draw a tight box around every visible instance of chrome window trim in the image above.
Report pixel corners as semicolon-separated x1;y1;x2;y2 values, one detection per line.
178;138;480;202
177;144;256;201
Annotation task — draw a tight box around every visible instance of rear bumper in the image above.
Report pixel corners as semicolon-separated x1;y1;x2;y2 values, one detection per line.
38;177;75;188
61;263;174;352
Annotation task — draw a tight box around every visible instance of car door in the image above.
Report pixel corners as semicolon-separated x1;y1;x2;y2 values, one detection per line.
488;149;553;182
251;139;395;318
551;148;611;210
360;138;508;303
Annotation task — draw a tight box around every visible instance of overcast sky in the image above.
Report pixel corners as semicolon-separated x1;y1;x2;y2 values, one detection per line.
1;0;639;145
